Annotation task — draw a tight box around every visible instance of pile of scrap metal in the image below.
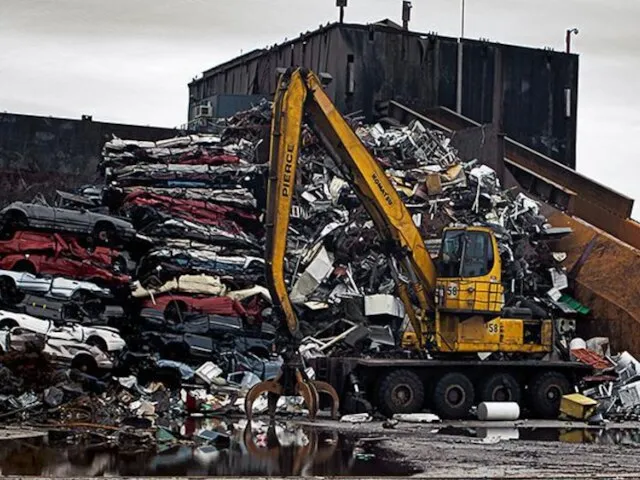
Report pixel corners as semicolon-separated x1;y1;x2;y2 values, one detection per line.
283;118;588;358
0;101;604;430
567;339;640;422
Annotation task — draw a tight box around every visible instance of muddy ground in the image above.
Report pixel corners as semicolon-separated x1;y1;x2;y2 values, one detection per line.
297;418;640;478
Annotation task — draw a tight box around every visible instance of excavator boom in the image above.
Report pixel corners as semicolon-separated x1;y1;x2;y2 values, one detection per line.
267;68;438;344
246;67;439;422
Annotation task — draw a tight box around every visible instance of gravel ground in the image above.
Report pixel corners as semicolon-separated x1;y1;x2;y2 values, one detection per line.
294;418;640;478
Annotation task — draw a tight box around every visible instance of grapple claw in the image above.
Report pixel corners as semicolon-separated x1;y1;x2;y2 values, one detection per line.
312;380;340;419
245;378;284;421
295;370;319;419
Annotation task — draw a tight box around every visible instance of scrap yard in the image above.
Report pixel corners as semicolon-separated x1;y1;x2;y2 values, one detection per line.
1;1;640;478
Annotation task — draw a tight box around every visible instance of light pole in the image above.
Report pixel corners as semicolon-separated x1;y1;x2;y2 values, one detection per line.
566;28;579;53
461;0;466;38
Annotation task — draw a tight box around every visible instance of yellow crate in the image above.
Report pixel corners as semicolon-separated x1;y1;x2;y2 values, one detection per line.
559;393;598;420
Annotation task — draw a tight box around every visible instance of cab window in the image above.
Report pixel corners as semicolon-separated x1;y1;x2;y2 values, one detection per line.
439;230;494;278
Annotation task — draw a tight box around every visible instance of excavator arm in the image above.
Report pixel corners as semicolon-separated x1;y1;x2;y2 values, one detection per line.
267;68;437;344
246;68;439;422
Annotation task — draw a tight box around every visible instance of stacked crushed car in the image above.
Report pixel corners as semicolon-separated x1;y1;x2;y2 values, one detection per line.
0;100;629;436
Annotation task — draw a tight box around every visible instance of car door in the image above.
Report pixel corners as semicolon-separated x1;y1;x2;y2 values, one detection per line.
45;322;84;343
41;256;78;278
16;271;51;295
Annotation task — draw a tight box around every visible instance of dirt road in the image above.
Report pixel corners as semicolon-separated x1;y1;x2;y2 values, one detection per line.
297;418;640;478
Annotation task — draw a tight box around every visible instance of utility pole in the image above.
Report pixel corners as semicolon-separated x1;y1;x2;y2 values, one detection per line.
337;0;347;24
402;1;412;30
457;0;466;113
566;28;579;53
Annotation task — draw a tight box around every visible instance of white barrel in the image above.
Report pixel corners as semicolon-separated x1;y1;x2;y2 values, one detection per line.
477;402;520;421
569;337;586;351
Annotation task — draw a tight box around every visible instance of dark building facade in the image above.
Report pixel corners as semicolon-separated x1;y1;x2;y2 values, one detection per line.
188;21;579;168
0;113;181;205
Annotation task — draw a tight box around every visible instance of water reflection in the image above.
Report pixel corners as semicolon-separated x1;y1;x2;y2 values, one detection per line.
0;421;418;477
436;426;640;445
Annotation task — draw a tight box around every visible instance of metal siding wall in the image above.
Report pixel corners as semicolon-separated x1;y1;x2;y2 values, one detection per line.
188;26;578;167
461;42;495;124
437;40;458;110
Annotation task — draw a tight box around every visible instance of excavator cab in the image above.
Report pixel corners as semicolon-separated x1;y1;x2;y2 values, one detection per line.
431;226;553;354
435;226;504;314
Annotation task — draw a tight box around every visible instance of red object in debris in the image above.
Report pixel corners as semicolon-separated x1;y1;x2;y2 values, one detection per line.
123;191;258;232
179;153;241;166
142;294;248;319
0;231;120;267
571;348;613;370
0;253;130;286
185;392;198;412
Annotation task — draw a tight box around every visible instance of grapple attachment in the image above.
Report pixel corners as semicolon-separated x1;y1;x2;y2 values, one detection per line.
244;357;339;421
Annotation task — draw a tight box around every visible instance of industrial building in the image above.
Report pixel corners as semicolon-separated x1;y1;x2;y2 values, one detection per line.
188;19;579;168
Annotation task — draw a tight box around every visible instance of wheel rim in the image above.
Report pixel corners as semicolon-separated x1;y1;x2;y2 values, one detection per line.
546;385;562;402
445;385;465;407
493;386;511;402
392;384;414;406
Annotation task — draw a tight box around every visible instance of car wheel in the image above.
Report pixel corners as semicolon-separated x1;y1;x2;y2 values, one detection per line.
165;301;187;323
112;255;128;274
93;222;117;246
433;372;475;419
86;337;108;353
71;355;98;376
528;371;571;418
12;260;36;275
0;277;24;305
1;210;27;238
0;318;19;330
480;373;521;403
71;291;105;318
377;369;425;417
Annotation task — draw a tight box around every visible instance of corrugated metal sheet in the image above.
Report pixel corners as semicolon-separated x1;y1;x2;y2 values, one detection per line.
188;22;578;168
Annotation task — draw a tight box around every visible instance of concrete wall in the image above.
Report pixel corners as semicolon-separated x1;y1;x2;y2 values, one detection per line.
189;22;579;168
0;113;181;205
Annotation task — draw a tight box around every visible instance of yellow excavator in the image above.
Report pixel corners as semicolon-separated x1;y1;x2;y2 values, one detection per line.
244;68;556;421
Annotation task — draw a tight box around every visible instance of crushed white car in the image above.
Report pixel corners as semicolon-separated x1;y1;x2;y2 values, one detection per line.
0;328;113;373
0;269;111;303
0;310;125;352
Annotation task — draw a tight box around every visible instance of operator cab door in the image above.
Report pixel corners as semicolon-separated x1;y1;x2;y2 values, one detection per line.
436;229;503;314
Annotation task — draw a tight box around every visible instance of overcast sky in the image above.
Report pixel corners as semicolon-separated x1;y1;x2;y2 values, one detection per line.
1;0;639;216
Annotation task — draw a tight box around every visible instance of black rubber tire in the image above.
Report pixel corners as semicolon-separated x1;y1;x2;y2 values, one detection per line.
165;301;187;323
71;355;98;376
481;373;521;403
1;211;27;239
86;336;108;353
71;291;105;318
112;255;128;274
528;371;571;418
433;372;475;419
93;222;116;245
0;277;24;305
377;369;425;417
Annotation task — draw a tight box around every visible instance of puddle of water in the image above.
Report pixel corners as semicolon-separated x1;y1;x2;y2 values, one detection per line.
436;426;640;445
0;421;421;477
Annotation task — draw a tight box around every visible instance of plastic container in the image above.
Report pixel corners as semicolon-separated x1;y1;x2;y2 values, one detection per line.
477;402;520;421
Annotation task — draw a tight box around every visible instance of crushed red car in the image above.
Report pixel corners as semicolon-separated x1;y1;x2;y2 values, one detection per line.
123;191;261;234
141;294;250;322
0;254;130;287
0;231;124;269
